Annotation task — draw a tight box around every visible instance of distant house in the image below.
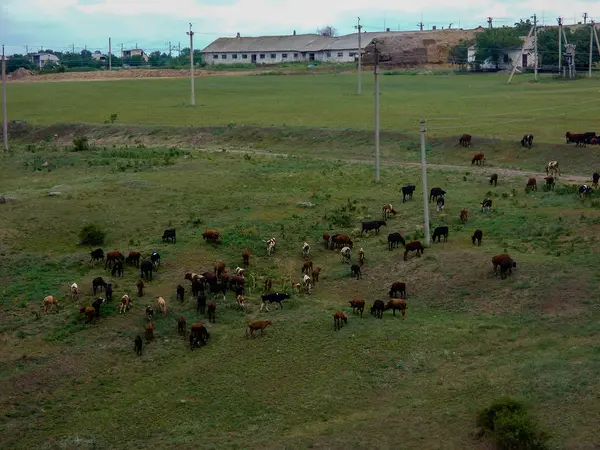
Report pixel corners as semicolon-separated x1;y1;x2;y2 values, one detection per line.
467;35;535;70
32;53;60;69
91;51;107;63
122;48;148;62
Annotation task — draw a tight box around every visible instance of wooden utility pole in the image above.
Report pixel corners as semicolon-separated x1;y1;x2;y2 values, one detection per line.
355;17;362;95
558;17;562;75
373;39;380;183
108;37;112;70
420;119;430;246
187;23;195;106
533;14;538;81
583;12;588;24
589;22;594;77
593;22;600;55
508;24;535;83
2;45;8;152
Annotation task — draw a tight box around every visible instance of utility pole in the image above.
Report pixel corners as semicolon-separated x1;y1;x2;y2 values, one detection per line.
108;37;112;70
589;21;594;77
420;120;430;246
487;17;493;29
583;12;588;24
593;22;600;57
178;42;181;57
373;39;381;183
533;14;538;81
355;17;362;95
417;22;424;31
187;23;195;106
2;45;8;152
72;44;75;54
508;24;535;83
558;17;562;75
120;43;124;58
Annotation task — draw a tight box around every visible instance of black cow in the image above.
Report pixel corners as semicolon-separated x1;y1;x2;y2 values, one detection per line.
436;196;445;212
361;220;387;235
500;258;517;279
176;284;185;302
189;324;210;350
196;291;207;315
579;184;593;198
592;172;599;188
481;198;493;213
520;134;534;148
140;259;153;281
105;283;113;302
211;282;228;301
151;252;160;269
583;132;597;144
472;229;483;246
90;248;105;264
191;278;203;298
260;292;290;312
429;187;446;203
111;261;123;277
134;335;143;356
370;299;385;319
388;232;405;250
92;277;107;296
401;185;416;203
162;229;176;244
92;297;106;318
432;226;448;242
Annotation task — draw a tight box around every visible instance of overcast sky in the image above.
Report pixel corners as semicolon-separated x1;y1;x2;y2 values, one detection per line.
2;0;600;55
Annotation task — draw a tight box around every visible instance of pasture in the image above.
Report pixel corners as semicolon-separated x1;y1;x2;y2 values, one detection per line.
1;138;600;449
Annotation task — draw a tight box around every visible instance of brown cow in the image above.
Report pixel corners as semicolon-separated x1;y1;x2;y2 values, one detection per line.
492;254;517;276
119;295;132;314
242;249;250;267
80;305;96;323
136;279;144;297
459;134;472;147
246;320;272;338
214;261;226;279
333;311;348;330
189;322;210;348
385;299;407;318
43;295;59;314
471;152;485;165
389;282;406;299
404;241;424;261
145;323;154;341
176;316;187;335
207;300;216;323
125;251;141;267
526;178;537;191
460;208;468;224
349;298;365;317
302;260;313;275
489;173;498;186
322;232;331;248
105;250;124;269
202;229;220;242
312;267;321;284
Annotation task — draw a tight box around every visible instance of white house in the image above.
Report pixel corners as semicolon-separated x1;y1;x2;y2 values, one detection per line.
122;48;149;62
467;35;535;70
91;51;107;63
31;53;60;69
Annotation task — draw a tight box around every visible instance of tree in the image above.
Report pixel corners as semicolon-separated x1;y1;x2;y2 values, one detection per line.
317;25;338;37
473;27;522;67
6;54;35;73
514;19;532;35
448;39;474;65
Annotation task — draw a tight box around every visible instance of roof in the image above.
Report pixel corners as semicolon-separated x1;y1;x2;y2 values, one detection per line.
202;34;334;53
123;49;144;52
467;35;534;52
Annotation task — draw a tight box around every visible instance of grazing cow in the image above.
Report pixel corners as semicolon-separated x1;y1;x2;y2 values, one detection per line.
197;291;207;315
341;246;351;263
302;242;310;259
566;132;587;146
312;267;321;284
140;260;153;281
191;278;203;297
125;251;141;267
233;266;245;276
242;249;251;267
150;252;160;269
358;248;365;267
92;277;107;295
472;229;483;246
105;283;113;302
349;298;365;317
579;184;594;198
331;234;353;249
333;311;348;331
189;322;210;349
432;226;449;243
370;299;385;319
105;251;124;270
177;316;187;335
145;323;154;342
264;278;273;293
92;297;105;318
184;272;200;283
322;232;331;248
229;276;245;294
156;297;167;315
246;320;272;338
429;187;446;203
382;204;397;220
489;173;498;186
526;178;537;191
385;299;407;319
119;295;132;314
544;176;555;190
235;295;248;312
302;274;313;294
350;264;362;280
401;185;416;203
146;306;154;322
260;293;290;312
136;279;144;297
211;281;227;301
521;134;534;148
481;198;493;214
162;229;176;243
111;261;123;277
404;241;424;261
361;220;387;235
593;172;600;188
436;195;445;213
302;260;313;274
460;208;468;224
70;283;79;301
583;132;597;144
266;237;277;255
459;134;472;147
176;284;185;302
388;232;405;250
389;282;406;299
43;295;59;314
202;229;219;242
80;306;96;324
134;335;143;356
500;258;516;279
492;254;516;276
471;152;485;165
89;248;104;264
214;261;227;279
207;300;216;323
546;161;560;177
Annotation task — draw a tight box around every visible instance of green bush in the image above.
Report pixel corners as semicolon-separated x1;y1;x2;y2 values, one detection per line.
79;223;106;246
476;397;549;450
72;135;90;152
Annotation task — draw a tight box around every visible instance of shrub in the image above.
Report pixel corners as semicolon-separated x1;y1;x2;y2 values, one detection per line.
475;397;549;450
79;223;106;246
72;135;90;152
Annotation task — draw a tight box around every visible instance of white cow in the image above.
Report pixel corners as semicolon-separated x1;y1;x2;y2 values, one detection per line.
266;238;277;256
302;242;310;259
302;274;312;294
70;283;79;301
341;246;351;263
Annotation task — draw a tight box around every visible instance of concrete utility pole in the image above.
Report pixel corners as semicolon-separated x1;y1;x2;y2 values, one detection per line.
558;17;562;75
487;17;493;29
420;119;430;246
2;45;8;152
583;12;588;24
508;24;535;83
373;39;381;183
533;14;538;81
108;37;112;70
417;22;424;31
355;17;362;95
590;22;594;77
187;23;195;106
593;22;600;56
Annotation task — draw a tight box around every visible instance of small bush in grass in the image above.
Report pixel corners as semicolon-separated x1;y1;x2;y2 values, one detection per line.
79;223;106;246
475;397;549;450
72;135;90;152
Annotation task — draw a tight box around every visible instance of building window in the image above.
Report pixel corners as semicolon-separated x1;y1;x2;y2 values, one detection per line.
213;54;218;59
349;52;356;57
337;52;343;57
260;54;265;59
294;53;298;58
270;53;276;58
232;54;238;59
221;54;226;59
242;54;248;59
282;53;288;58
503;54;509;63
326;52;331;57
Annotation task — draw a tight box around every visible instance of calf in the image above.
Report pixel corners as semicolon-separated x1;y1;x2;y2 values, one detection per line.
176;284;185;302
189;322;210;349
521;134;534;148
389;282;406;299
361;220;387;235
266;237;277;255
312;267;321;284
162;229;176;243
370;299;385;319
92;297;105;318
481;198;493;214
136;279;144;297
70;283;79;301
404;241;424;261
388;232;405;250
242;249;251;267
125;251;141;267
177;316;187;335
459;134;472;147
460;208;468;224
302;274;313;294
146;306;154;322
150;252;160;269
358;248;365;267
43;295;59;314
492;254;516;276
92;277;107;295
385;299;407;318
544;176;555;190
471;152;485;166
333;311;348;331
322;232;331;248
432;226;448;243
140;259;153;281
246;320;272;338
111;261;123;277
156;297;167;315
341;246;351;263
105;283;113;302
472;229;483;246
119;295;132;314
350;264;362;280
489;173;498;187
145;323;154;342
436;195;445;213
579;184;593;198
207;300;216;323
90;248;105;264
593;172;600;188
134;335;143;356
302;242;310;259
202;229;219;242
500;257;516;279
260;293;290;312
429;187;446;203
401;184;416;203
80;306;96;324
196;291;207;315
349;298;365;317
105;250;124;270
302;260;314;274
381;204;397;220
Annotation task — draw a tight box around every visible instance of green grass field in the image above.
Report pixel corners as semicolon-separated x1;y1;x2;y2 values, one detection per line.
2;73;600;449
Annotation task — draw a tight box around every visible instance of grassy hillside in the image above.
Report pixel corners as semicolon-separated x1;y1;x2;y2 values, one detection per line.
1;142;600;449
